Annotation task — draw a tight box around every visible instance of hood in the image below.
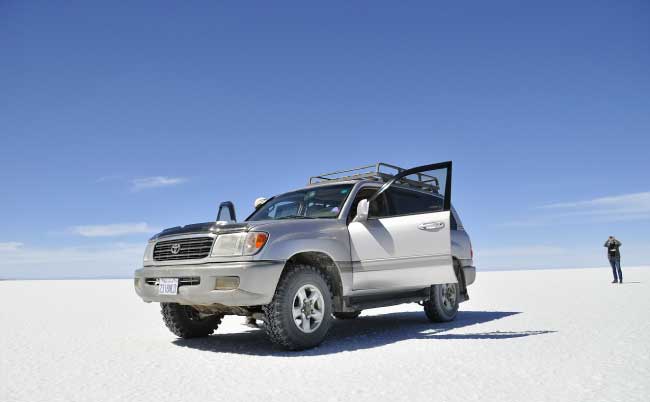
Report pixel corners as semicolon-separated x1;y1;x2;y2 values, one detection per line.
151;221;253;240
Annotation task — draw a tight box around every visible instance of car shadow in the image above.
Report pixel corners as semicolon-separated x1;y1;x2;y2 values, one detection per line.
172;310;556;356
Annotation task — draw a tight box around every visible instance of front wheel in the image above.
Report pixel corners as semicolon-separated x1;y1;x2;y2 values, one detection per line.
263;264;333;350
160;303;223;339
423;283;459;322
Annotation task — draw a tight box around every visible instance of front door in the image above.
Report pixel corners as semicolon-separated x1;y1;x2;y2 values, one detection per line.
348;162;456;291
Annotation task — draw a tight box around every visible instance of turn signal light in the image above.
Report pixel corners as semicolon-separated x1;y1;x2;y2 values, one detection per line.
244;232;269;255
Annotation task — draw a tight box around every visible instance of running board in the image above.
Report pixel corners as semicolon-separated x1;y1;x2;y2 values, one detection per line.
343;286;468;312
346;288;430;311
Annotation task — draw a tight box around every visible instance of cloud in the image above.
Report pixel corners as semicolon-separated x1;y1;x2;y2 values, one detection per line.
0;243;144;279
69;222;158;237
0;242;24;251
130;176;187;191
501;191;650;227
540;191;650;215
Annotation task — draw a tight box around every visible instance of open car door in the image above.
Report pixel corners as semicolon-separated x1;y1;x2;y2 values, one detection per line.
348;161;456;291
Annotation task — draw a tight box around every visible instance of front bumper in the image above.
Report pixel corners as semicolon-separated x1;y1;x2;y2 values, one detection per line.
134;260;285;306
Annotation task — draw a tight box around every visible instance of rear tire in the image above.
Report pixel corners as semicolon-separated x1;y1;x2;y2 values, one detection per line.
333;311;362;319
160;303;223;339
263;264;333;350
424;283;459;322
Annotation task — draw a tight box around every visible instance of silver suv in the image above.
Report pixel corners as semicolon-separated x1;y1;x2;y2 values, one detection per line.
134;162;476;350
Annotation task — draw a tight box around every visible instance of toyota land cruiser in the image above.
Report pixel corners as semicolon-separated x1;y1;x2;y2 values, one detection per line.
134;161;476;350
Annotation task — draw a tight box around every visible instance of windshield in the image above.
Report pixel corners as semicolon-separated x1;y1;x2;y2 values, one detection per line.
247;184;353;221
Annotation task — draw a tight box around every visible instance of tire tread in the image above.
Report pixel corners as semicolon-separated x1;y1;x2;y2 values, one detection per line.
161;303;223;339
263;264;333;350
424;284;459;323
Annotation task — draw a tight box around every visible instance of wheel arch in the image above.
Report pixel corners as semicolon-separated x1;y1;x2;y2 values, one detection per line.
282;251;344;309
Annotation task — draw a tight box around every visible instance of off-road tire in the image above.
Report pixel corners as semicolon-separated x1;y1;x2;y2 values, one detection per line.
333;311;362;320
263;264;334;350
161;303;223;339
424;283;459;323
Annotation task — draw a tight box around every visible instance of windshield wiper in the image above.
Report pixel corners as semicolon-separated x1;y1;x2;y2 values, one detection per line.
276;215;315;220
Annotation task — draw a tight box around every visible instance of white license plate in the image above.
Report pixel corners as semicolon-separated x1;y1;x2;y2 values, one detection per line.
158;278;179;295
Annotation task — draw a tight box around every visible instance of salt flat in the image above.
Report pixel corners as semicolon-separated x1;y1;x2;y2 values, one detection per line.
1;267;649;402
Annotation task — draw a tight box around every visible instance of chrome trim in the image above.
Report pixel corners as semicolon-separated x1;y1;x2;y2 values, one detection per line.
154;237;215;261
145;277;201;286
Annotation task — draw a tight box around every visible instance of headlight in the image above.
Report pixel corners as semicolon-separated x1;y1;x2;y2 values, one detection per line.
143;242;154;262
211;233;246;256
211;232;269;257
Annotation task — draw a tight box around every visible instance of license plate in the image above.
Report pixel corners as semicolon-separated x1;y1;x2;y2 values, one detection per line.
158;278;179;295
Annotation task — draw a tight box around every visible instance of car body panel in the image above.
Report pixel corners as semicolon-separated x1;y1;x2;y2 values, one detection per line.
349;210;456;290
134;260;285;306
134;173;475;307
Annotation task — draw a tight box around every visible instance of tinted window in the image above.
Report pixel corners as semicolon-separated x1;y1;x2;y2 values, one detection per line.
348;188;390;221
388;188;443;216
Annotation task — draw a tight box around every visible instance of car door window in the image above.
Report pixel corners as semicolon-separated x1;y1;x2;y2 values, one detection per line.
348;188;389;221
387;188;443;216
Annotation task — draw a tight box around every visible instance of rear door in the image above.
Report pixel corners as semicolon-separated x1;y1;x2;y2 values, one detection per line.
348;161;456;291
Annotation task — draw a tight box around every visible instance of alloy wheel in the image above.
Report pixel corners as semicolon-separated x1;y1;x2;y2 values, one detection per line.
292;284;325;333
440;283;457;312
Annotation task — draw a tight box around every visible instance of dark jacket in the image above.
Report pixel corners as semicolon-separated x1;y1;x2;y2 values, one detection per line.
604;239;622;259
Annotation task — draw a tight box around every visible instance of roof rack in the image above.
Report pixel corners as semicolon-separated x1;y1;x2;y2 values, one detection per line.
309;162;440;193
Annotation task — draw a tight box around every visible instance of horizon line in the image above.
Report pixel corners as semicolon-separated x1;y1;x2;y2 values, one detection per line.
2;265;648;281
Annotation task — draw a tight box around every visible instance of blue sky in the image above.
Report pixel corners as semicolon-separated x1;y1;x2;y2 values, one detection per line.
1;1;648;278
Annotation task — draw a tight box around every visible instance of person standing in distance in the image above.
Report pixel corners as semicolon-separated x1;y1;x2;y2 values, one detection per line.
604;236;623;284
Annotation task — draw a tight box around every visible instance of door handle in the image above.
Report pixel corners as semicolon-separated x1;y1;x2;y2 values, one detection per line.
418;221;445;230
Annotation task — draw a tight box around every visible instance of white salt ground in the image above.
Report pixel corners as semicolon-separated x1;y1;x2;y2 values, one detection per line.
1;267;649;402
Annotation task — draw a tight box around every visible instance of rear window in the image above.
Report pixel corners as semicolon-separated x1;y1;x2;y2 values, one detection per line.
388;188;443;216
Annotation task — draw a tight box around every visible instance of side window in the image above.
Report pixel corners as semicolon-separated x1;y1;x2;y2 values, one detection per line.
368;193;389;218
450;212;458;230
387;188;443;216
348;188;389;221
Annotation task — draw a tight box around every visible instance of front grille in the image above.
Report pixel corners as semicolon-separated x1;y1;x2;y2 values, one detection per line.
145;277;201;286
153;237;214;261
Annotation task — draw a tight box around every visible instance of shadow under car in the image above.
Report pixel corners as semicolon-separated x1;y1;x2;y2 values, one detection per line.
172;310;556;356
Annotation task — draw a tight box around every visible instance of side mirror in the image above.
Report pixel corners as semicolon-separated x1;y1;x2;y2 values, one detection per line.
217;201;237;223
353;199;369;222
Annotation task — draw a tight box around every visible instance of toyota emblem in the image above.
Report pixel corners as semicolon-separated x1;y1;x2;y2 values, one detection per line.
170;243;181;255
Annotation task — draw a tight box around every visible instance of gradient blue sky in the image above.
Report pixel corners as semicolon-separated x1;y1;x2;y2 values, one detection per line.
1;1;648;278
